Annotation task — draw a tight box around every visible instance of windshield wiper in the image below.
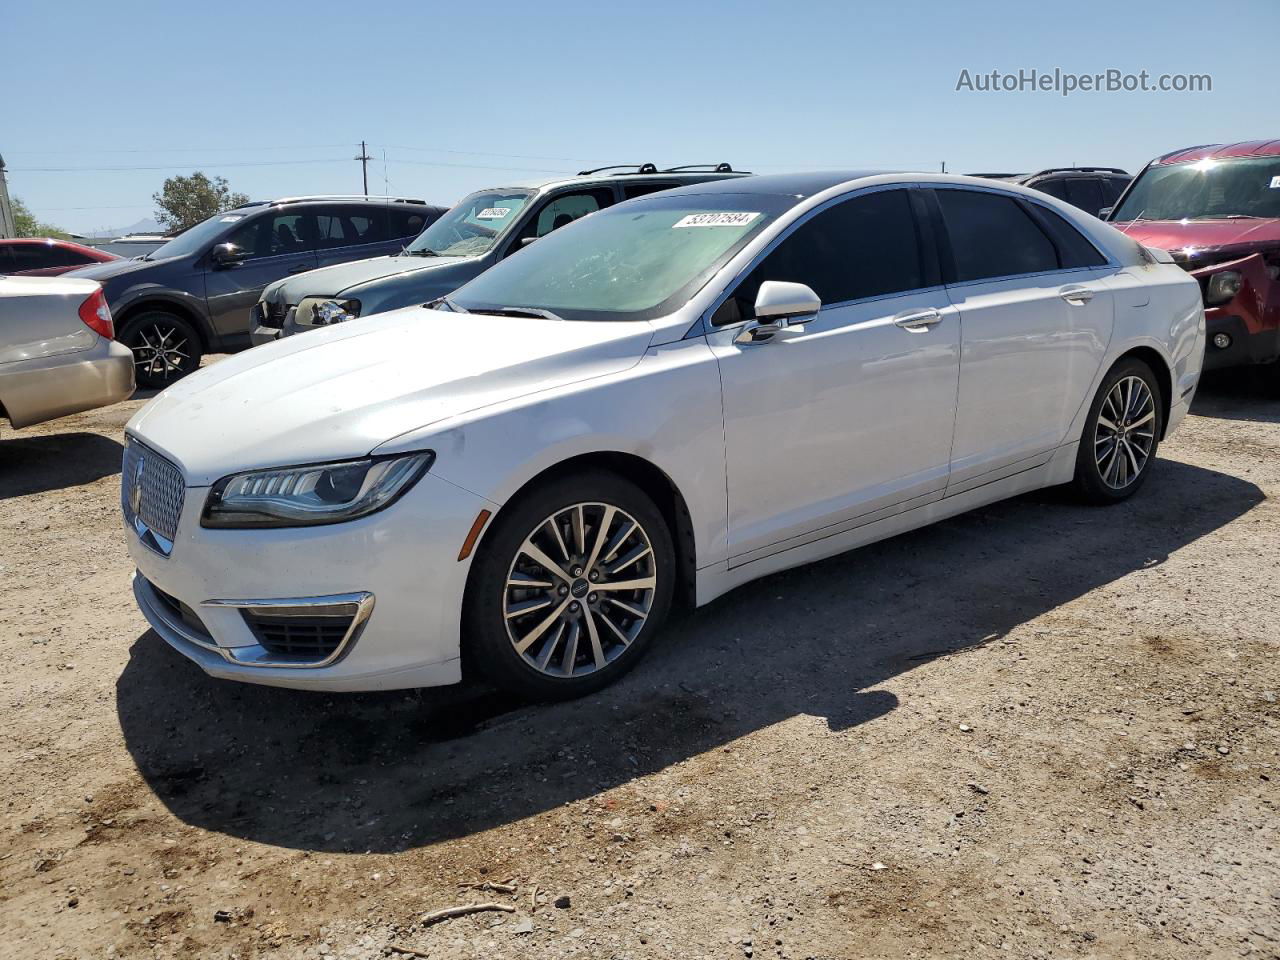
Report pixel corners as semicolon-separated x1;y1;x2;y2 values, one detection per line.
483;306;565;321
1191;213;1262;220
405;248;440;257
424;296;467;313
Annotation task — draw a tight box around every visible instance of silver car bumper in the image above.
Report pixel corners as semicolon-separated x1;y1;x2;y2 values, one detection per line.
0;337;135;429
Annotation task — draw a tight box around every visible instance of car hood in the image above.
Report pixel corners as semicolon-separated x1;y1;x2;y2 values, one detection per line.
267;254;474;302
126;307;655;486
1113;218;1280;262
64;256;171;282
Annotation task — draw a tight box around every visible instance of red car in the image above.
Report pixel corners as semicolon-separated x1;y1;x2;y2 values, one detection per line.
0;237;120;277
1107;140;1280;375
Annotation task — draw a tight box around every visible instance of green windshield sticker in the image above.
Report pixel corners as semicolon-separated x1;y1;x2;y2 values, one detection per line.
672;212;761;228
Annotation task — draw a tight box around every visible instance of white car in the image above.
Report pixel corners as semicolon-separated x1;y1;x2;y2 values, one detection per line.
123;172;1204;698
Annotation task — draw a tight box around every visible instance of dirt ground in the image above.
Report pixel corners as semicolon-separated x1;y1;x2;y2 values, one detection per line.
1;363;1278;960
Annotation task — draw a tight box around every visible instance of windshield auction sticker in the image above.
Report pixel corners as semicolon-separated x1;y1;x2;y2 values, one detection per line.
1271;176;1280;189
673;212;761;228
476;207;511;219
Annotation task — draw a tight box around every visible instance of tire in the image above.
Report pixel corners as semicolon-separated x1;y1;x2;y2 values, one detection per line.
463;470;675;700
121;311;203;389
1071;357;1164;504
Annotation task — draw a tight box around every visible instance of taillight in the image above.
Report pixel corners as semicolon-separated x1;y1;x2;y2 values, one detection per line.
77;287;114;339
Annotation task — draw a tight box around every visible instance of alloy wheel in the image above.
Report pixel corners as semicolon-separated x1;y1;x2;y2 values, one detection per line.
132;322;191;381
1094;375;1156;489
503;502;658;678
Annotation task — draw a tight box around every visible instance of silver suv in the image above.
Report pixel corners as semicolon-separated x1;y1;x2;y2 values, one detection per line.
250;164;750;343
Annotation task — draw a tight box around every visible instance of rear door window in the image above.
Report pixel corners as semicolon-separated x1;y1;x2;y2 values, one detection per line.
1035;179;1069;200
392;208;430;239
1024;203;1108;268
1064;178;1106;214
936;189;1060;282
622;181;681;200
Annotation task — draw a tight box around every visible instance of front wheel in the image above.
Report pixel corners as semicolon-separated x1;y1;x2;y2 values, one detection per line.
463;471;675;700
121;311;203;389
1072;357;1164;504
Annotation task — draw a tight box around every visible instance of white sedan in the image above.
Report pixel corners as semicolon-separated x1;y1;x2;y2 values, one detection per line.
122;172;1204;698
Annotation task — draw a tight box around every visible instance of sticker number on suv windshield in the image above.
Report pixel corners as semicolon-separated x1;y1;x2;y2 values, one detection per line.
1270;176;1280;189
476;207;511;220
673;212;761;228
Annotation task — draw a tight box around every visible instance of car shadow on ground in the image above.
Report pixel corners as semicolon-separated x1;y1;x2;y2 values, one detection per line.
0;432;124;500
1192;369;1280;424
116;457;1262;854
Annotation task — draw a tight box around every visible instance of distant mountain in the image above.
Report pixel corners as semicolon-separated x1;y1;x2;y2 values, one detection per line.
83;217;164;239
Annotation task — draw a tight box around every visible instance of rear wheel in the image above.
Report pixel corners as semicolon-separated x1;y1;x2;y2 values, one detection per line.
1072;357;1163;504
463;471;675;700
121;311;203;388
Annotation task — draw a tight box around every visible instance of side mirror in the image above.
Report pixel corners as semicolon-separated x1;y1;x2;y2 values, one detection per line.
520;236;539;247
754;280;821;322
211;242;249;267
1097;206;1114;220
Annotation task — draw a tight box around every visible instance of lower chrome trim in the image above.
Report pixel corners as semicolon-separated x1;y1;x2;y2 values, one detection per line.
134;573;374;670
203;593;375;669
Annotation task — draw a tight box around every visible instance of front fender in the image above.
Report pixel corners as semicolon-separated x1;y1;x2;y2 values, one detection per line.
373;338;731;567
112;283;213;342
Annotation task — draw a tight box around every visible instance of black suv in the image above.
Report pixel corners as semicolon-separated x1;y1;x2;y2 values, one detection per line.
970;168;1131;218
66;195;445;387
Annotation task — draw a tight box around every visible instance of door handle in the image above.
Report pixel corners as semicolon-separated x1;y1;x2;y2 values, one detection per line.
893;308;943;331
1059;285;1095;305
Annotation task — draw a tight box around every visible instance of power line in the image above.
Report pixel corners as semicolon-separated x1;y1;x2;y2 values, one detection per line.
382;144;584;163
10;158;355;173
385;157;572;175
4;144;355;155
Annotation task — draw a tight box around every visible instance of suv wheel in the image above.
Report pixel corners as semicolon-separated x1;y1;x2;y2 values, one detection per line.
463;470;675;700
122;311;203;389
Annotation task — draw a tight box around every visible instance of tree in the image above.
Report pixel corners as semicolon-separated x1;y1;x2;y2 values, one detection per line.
12;197;71;239
152;172;250;232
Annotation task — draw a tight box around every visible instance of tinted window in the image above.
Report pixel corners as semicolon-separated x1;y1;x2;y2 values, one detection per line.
392;208;430;239
311;206;388;249
1103;177;1131;203
5;245;65;271
0;245;15;272
623;182;680;200
937;190;1059;282
731;189;925;314
1064;178;1106;214
1036;179;1069;200
226;212;317;259
1025;204;1107;268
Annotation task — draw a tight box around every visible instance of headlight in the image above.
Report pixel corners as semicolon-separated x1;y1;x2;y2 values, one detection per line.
201;452;433;528
1204;270;1242;306
300;297;361;327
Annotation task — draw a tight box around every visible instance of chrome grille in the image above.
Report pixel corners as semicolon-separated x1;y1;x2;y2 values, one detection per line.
122;439;186;550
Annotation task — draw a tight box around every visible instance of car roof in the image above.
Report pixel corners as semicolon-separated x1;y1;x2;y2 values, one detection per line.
492;170;752;192
1155;140;1280;165
640;170;905;199
1;237;102;252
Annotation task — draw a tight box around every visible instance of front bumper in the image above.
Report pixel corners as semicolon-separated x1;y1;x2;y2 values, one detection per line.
126;464;497;691
0;337;135;429
1193;254;1280;371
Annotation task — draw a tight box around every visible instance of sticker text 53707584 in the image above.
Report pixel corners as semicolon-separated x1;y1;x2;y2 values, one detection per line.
672;212;761;228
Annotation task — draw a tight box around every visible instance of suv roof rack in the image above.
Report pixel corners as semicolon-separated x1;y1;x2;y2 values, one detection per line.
661;163;738;173
576;163;661;176
1026;167;1128;178
235;195;426;208
967;172;1024;179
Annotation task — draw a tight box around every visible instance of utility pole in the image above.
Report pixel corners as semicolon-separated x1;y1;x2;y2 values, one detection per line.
940;160;946;173
355;140;372;196
0;153;16;239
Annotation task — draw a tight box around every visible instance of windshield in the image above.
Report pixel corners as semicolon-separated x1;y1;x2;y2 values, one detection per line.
145;211;251;260
1113;155;1280;221
448;192;795;322
403;189;533;258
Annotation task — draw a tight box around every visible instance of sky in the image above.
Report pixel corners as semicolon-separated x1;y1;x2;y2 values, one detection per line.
5;0;1276;235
